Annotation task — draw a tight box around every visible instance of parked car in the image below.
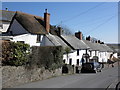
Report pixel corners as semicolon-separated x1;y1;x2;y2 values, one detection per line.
81;62;102;73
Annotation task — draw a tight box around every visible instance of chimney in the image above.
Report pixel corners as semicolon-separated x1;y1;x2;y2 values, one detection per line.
86;36;91;41
57;27;62;36
75;31;82;40
5;7;8;11
95;40;98;43
100;42;104;44
98;40;101;43
44;9;50;34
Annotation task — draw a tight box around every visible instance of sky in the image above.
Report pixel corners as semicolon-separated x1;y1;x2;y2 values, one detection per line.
2;2;118;44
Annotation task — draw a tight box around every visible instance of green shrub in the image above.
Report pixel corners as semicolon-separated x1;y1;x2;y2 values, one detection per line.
29;46;63;70
2;41;30;66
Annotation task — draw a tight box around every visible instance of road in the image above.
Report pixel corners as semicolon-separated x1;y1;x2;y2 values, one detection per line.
14;64;119;88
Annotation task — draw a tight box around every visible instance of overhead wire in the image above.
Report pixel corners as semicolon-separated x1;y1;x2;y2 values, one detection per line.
84;10;120;35
84;14;117;35
71;13;116;28
57;1;107;24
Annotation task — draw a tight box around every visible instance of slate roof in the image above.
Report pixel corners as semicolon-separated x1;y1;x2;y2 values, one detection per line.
8;11;47;35
100;44;113;52
46;34;68;47
61;35;90;50
83;40;99;51
83;40;113;52
0;10;15;22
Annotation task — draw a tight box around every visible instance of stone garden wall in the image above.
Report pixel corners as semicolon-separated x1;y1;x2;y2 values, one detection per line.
2;66;62;88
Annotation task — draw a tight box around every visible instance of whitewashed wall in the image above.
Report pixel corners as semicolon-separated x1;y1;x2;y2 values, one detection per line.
89;51;95;59
113;53;118;58
98;52;108;62
63;50;86;66
87;50;99;60
11;34;44;47
0;21;10;32
40;35;55;46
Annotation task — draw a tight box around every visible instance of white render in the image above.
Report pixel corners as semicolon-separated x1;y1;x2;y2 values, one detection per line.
98;52;107;62
11;34;44;47
0;21;10;32
63;50;86;66
40;34;55;46
87;50;109;63
3;18;45;47
113;53;118;58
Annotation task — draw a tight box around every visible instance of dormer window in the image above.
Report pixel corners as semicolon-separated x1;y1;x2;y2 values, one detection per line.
36;34;41;43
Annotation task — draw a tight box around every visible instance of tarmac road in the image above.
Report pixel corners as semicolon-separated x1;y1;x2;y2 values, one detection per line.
14;63;119;88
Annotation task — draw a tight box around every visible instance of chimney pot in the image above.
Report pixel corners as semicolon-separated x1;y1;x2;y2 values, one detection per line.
98;40;101;43
45;9;48;13
95;40;98;43
5;7;8;11
57;27;62;36
86;36;91;41
75;31;82;40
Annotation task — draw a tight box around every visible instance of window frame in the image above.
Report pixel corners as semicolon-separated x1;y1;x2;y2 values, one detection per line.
36;34;41;43
69;58;72;65
77;49;79;56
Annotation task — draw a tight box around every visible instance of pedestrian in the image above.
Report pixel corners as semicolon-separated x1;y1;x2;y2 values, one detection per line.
81;57;85;66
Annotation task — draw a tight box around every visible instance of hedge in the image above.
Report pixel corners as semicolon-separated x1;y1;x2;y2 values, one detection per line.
2;41;30;66
28;46;63;70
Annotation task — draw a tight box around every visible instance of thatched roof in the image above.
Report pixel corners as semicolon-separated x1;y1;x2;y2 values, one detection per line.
13;11;47;34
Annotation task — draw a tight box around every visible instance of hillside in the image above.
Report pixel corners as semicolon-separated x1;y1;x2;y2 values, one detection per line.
107;44;120;56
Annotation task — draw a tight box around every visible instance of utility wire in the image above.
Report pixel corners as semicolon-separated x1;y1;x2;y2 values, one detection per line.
84;11;120;35
71;13;116;28
58;2;106;24
84;14;117;35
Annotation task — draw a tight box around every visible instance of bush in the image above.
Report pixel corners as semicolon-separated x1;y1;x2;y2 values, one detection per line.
29;46;63;70
2;41;30;66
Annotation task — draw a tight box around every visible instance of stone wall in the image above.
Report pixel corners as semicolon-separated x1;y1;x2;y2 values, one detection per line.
2;66;62;88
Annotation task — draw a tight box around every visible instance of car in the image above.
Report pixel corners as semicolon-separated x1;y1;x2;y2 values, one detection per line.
93;62;102;72
81;62;102;73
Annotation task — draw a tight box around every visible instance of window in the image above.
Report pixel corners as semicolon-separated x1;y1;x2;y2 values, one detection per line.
90;51;92;56
36;35;41;43
63;59;66;63
69;58;72;65
17;41;25;44
95;51;97;56
77;49;79;56
0;25;3;29
77;59;79;65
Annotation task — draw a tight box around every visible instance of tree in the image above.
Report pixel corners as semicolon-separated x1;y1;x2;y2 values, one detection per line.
64;47;71;62
58;24;72;35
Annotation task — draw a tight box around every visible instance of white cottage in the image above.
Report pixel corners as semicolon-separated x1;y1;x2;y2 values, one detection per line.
1;9;51;46
0;10;15;32
60;35;90;66
75;31;114;63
